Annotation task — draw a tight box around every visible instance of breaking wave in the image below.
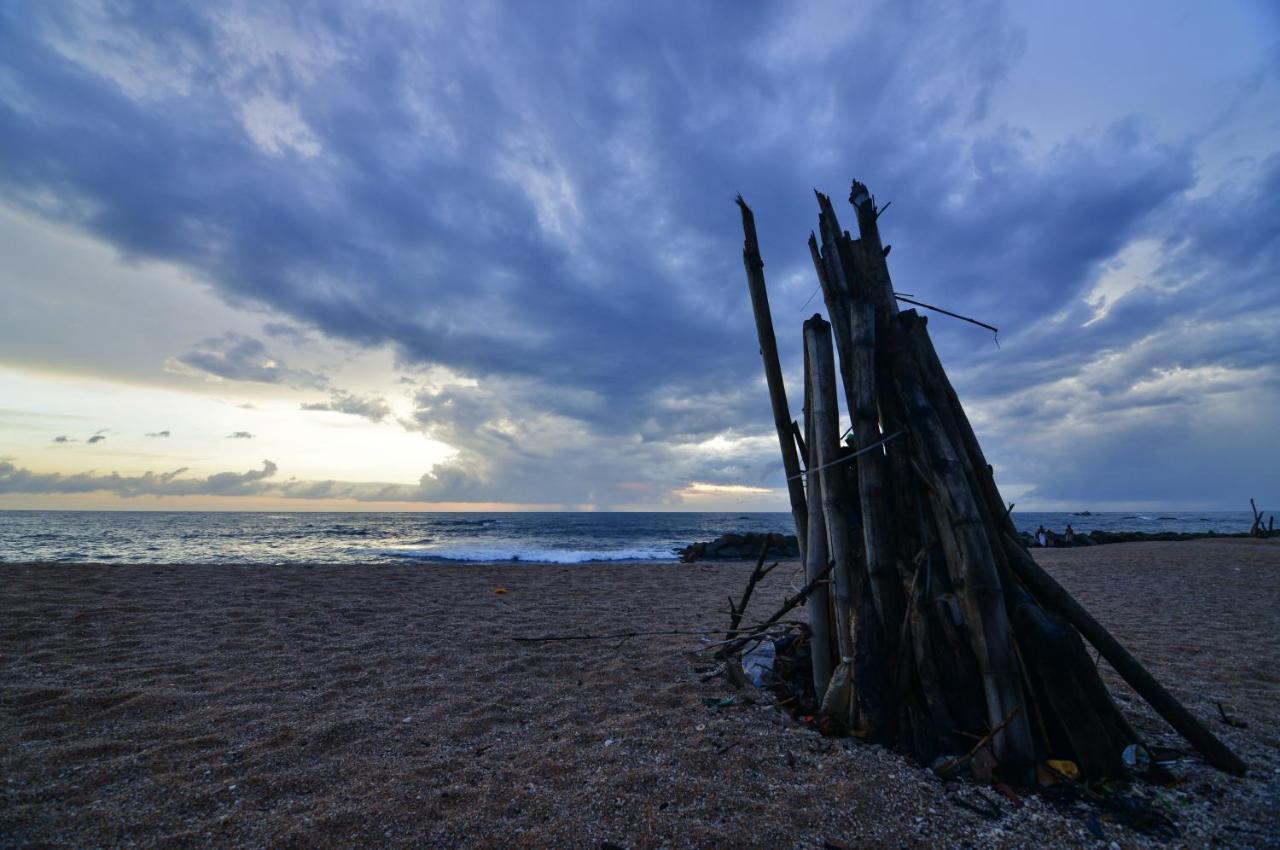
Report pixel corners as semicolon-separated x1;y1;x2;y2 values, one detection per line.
373;544;673;564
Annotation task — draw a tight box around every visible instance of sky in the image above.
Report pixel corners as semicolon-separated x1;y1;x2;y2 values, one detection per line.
0;0;1277;512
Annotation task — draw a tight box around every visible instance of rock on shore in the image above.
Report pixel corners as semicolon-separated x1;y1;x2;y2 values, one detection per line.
1020;529;1251;548
676;531;800;562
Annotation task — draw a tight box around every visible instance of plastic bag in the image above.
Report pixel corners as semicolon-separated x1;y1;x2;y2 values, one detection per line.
740;638;776;687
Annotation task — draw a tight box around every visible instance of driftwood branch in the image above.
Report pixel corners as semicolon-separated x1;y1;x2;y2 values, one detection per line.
726;539;775;641
892;295;998;337
934;707;1021;779
791;420;808;468
514;628;742;644
718;558;837;659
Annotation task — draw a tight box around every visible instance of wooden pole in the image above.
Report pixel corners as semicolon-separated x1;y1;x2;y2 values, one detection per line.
1000;534;1248;776
899;311;1139;767
907;575;959;753
830;184;922;585
803;323;834;697
887;325;1035;777
737;196;807;561
848;179;899;318
811;212;858;416
901;313;1015;539
805;316;854;663
846;298;907;640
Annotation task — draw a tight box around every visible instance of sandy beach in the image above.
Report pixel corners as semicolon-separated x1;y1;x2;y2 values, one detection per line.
2;538;1277;848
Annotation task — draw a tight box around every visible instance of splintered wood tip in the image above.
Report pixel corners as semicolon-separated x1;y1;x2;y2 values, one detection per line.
850;179;871;207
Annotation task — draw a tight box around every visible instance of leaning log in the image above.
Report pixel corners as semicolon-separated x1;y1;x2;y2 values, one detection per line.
887;323;1035;778
1000;534;1248;776
899;312;1139;770
1011;598;1132;776
737;197;807;561
901;313;1015;540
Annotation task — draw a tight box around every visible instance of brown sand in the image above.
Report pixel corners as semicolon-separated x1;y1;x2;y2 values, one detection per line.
1;539;1277;848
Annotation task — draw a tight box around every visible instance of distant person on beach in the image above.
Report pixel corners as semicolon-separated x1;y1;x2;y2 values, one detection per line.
1036;525;1047;547
1065;524;1075;544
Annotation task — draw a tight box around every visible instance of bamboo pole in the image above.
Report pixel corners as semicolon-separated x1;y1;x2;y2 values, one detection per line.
808;315;865;731
805;316;854;663
908;574;959;753
803;323;834;697
831;184;922;585
1000;534;1248;776
902;310;1143;773
737;196;807;561
848;179;899;318
886;324;1035;777
811;212;858;417
902;313;1016;541
846;299;906;641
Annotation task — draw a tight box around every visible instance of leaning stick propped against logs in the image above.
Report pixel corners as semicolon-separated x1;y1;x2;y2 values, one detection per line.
734;186;1247;783
737;197;807;562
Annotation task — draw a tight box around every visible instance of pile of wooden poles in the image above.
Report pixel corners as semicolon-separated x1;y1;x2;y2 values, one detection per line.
1249;498;1273;538
736;181;1247;783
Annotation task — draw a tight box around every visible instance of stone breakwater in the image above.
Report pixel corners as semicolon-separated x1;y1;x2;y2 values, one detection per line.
680;528;1254;562
676;531;801;562
1021;529;1252;548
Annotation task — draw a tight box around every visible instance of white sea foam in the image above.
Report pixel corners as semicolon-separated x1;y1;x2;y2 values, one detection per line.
375;544;673;564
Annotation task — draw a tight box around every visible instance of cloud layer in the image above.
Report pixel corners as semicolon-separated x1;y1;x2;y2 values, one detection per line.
301;390;390;423
0;459;278;498
1;1;1277;507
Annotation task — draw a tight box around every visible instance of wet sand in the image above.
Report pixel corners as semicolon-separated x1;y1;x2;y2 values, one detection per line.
1;539;1277;848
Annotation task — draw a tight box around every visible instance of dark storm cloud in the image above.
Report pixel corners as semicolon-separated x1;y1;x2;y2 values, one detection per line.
0;4;1026;417
52;435;74;443
175;333;327;389
950;154;1280;506
262;322;312;345
301;390;390;422
1;1;1276;505
87;435;106;444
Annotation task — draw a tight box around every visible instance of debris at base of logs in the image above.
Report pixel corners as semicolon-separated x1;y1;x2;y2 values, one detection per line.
721;182;1248;790
677;531;800;562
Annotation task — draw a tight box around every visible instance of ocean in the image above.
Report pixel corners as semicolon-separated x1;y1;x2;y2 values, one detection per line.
0;510;1262;565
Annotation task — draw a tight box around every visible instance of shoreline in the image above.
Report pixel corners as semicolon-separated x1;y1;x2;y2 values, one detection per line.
6;529;1266;569
2;539;1277;846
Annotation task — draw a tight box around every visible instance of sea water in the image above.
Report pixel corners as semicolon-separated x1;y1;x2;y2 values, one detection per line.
0;510;1260;565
